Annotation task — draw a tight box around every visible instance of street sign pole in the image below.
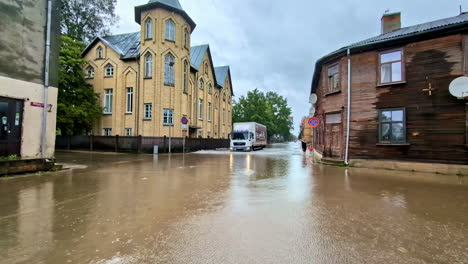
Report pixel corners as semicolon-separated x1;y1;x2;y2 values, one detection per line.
181;117;189;154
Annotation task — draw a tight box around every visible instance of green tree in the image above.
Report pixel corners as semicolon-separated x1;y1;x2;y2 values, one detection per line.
57;36;102;135
61;0;118;43
233;89;293;140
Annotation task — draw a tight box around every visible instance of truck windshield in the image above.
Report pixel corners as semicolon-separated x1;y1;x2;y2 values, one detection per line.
232;132;249;140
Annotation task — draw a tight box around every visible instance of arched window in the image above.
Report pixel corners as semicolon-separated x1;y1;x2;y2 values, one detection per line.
144;53;153;78
164;53;175;85
145;18;153;39
208;83;213;94
204;62;208;75
183;61;188;93
199;78;204;90
86;66;94;79
105;64;114;77
184;28;189;48
165;19;175;41
97;47;103;59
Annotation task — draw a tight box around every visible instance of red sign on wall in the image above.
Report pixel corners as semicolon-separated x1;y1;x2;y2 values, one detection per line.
31;102;45;108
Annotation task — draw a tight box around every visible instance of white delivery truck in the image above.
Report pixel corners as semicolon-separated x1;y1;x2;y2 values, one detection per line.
230;122;267;151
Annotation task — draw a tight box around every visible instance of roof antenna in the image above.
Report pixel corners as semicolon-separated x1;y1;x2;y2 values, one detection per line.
460;5;462;15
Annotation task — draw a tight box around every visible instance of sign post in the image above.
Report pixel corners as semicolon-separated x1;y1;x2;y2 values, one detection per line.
181;117;189;153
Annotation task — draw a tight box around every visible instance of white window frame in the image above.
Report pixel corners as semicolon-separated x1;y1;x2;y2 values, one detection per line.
125;128;132;136
126;87;133;113
208;102;212;121
104;89;113;114
163;109;174;125
103;128;112;136
105;64;114;77
145;18;153;39
86;67;94;79
145;53;153;78
144;103;152;120
165;19;175;41
164;54;175;85
198;99;203;120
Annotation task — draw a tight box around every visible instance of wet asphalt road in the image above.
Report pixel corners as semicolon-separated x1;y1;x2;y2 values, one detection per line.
1;143;468;264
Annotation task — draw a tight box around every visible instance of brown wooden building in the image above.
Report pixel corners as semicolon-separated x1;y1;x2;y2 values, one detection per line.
310;12;468;166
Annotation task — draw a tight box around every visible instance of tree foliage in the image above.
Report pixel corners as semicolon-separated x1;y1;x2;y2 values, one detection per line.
61;0;118;43
57;36;102;135
233;89;294;140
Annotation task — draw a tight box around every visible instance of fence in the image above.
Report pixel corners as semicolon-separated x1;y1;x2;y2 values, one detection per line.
56;135;230;153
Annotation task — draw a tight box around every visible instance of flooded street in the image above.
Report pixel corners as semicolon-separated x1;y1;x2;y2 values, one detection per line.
1;143;468;264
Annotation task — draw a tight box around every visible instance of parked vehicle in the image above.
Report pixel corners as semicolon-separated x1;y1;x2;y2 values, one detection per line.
230;122;267;151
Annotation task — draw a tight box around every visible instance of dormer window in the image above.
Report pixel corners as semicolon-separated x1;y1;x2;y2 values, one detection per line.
145;18;153;39
97;47;103;59
105;64;114;77
165;19;175;41
85;66;94;79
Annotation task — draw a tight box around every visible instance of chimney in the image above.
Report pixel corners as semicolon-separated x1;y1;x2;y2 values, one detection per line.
381;12;401;34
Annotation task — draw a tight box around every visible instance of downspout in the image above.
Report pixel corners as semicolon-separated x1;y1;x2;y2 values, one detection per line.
135;57;140;136
41;0;53;158
344;48;351;165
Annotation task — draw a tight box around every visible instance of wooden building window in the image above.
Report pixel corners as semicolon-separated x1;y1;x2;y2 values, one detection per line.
379;49;404;85
378;108;406;144
327;64;340;94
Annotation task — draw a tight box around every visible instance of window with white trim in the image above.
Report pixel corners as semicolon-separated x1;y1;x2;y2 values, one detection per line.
145;53;153;78
145;18;153;39
144;103;152;120
198;99;203;120
103;128;112;136
163;109;174;125
86;66;94;79
126;87;133;113
380;50;404;84
105;64;114;77
208;84;212;94
125;128;132;136
208;102;212;121
165;19;175;41
164;53;175;85
104;89;113;114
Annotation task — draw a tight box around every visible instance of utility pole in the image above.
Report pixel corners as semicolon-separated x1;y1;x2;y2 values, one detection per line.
41;0;52;158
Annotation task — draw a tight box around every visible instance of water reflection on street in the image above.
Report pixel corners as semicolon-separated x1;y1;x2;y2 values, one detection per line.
0;143;467;263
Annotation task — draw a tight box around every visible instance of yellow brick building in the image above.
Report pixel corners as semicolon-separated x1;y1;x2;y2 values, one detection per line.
82;0;233;138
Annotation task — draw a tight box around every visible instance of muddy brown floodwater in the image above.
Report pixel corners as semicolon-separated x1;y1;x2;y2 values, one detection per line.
1;143;468;264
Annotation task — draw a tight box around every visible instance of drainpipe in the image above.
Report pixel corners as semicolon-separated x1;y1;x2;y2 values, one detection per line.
41;0;52;158
344;48;351;165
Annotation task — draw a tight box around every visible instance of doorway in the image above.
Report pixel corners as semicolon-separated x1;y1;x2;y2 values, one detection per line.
0;97;23;157
324;112;342;159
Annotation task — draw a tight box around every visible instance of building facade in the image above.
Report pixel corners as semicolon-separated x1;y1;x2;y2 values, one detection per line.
310;12;468;166
82;0;233;139
0;0;60;158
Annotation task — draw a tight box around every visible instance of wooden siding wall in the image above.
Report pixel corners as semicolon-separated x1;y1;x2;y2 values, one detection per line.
314;34;468;165
313;57;348;159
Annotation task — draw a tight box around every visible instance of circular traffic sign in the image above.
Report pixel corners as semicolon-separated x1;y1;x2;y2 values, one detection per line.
181;117;189;125
308;117;320;128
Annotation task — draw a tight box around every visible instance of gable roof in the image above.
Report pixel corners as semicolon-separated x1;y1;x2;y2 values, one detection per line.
83;32;141;60
215;66;234;96
310;13;468;94
135;0;196;31
190;45;209;69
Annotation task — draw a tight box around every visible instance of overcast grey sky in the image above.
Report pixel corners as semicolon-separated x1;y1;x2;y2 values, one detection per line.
111;0;464;134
